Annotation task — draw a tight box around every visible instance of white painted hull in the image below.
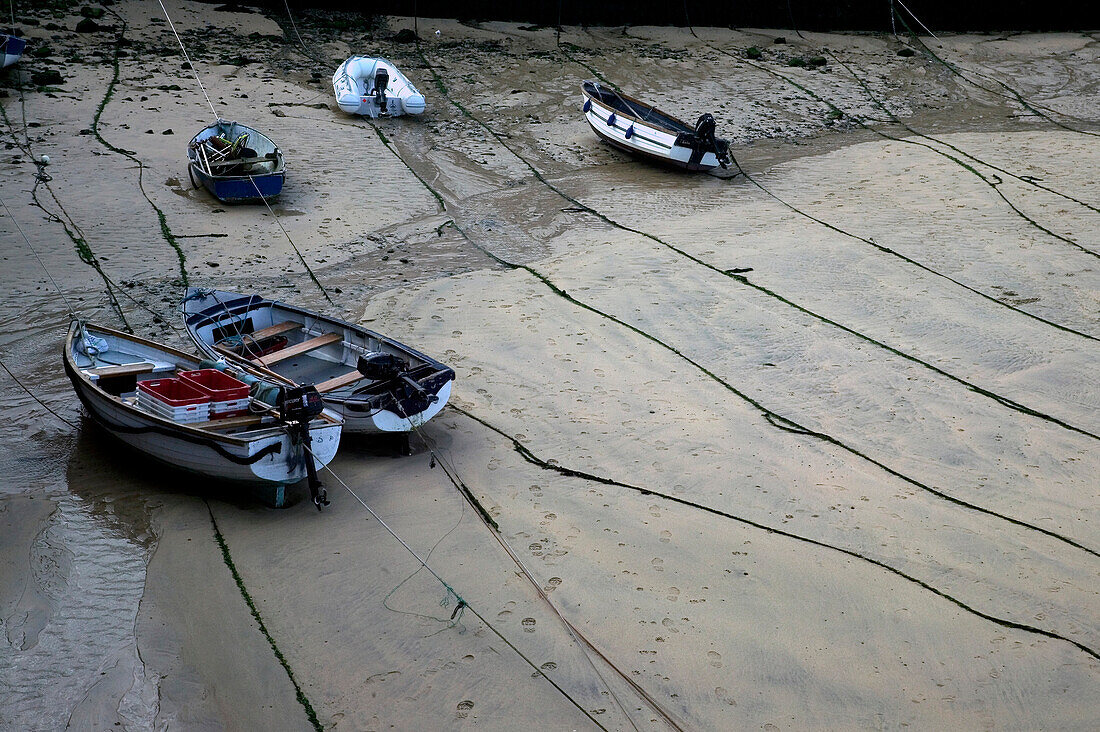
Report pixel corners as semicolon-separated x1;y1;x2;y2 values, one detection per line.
182;289;455;435
65;323;342;488
337;379;453;434
333;56;426;117
580;81;729;172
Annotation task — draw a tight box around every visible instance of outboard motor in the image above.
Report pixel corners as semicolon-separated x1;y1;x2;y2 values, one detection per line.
373;67;390;114
694;113;717;150
357;351;404;381
677;113;731;169
357;351;439;413
279;385;329;510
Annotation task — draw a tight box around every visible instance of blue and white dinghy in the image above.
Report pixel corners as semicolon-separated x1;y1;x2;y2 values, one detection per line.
581;80;731;172
1;33;25;68
333;56;426;118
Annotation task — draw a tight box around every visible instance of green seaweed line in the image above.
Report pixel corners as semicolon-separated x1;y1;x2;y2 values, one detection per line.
93;9;189;288
206;505;324;732
451;405;1100;664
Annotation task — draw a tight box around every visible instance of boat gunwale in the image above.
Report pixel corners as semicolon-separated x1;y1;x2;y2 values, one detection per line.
65;322;339;445
187;121;286;181
182;291;455;407
581;81;695;136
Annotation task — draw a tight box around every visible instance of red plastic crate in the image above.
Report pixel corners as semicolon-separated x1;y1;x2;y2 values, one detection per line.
138;378;210;406
178;369;249;401
178;369;250;419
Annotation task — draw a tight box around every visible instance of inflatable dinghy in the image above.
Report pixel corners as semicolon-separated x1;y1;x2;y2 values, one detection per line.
333;56;425;118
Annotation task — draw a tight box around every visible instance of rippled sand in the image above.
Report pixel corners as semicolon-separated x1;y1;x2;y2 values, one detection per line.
1;2;1097;729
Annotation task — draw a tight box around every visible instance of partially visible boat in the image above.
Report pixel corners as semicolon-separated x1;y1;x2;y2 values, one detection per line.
64;322;342;508
333;56;426;118
182;289;455;437
1;33;25;69
581;80;731;172
187;120;285;203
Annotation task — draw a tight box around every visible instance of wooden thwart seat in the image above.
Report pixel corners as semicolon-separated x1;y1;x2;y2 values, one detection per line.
315;370;364;394
249;320;300;341
253;332;341;366
85;362;156;378
191;413;268;431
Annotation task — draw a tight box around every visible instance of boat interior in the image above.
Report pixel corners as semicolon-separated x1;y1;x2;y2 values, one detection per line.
583;80;694;134
189;121;283;178
72;328;297;437
198;305;419;399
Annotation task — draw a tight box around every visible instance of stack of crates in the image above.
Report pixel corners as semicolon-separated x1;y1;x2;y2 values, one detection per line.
179;369;251;418
137;378;211;423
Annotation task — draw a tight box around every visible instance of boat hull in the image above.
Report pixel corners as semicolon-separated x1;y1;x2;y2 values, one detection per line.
581;82;727;172
333;56;426;117
1;35;25;69
64;324;342;495
188;164;285;203
187;121;286;204
182;289;455;435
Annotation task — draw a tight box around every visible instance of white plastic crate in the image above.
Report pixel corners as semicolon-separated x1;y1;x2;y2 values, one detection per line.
137;390;211;423
211;397;251;418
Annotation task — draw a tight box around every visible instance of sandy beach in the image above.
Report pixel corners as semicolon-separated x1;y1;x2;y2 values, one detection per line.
1;2;1097;729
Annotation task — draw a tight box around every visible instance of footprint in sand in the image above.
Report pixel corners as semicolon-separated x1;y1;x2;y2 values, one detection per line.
456;700;474;719
529;542;543;555
521;617;537;632
540;661;557;671
708;650;723;668
659;530;672;543
452;330;463;336
651;557;664;572
529;484;542;496
667;587;680;601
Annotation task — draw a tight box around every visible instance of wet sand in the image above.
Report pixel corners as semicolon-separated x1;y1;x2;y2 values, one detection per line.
1;2;1097;729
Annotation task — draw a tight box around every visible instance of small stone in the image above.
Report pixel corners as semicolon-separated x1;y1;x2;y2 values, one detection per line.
75;18;101;33
897;47;916;57
161;129;173;135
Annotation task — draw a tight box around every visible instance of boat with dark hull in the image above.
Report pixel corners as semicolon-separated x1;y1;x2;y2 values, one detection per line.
64;322;342;508
182;289;455;437
187;120;285;203
581;80;731;172
1;33;25;69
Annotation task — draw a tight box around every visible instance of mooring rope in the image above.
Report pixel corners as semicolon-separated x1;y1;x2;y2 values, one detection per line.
156;0;218;119
247;175;333;305
302;444;611;731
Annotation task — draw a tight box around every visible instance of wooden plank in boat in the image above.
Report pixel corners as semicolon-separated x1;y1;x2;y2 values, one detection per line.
86;362;156;378
254;332;341;366
315;370;363;393
191;414;268;431
250;320;300;341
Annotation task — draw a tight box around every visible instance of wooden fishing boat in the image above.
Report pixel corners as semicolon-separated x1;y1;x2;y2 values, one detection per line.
1;33;25;69
64;322;342;508
182;289;455;437
187;120;285;203
581;80;731;172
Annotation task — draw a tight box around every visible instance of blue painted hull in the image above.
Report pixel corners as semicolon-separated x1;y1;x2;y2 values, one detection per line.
189;164;285;204
1;35;25;69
